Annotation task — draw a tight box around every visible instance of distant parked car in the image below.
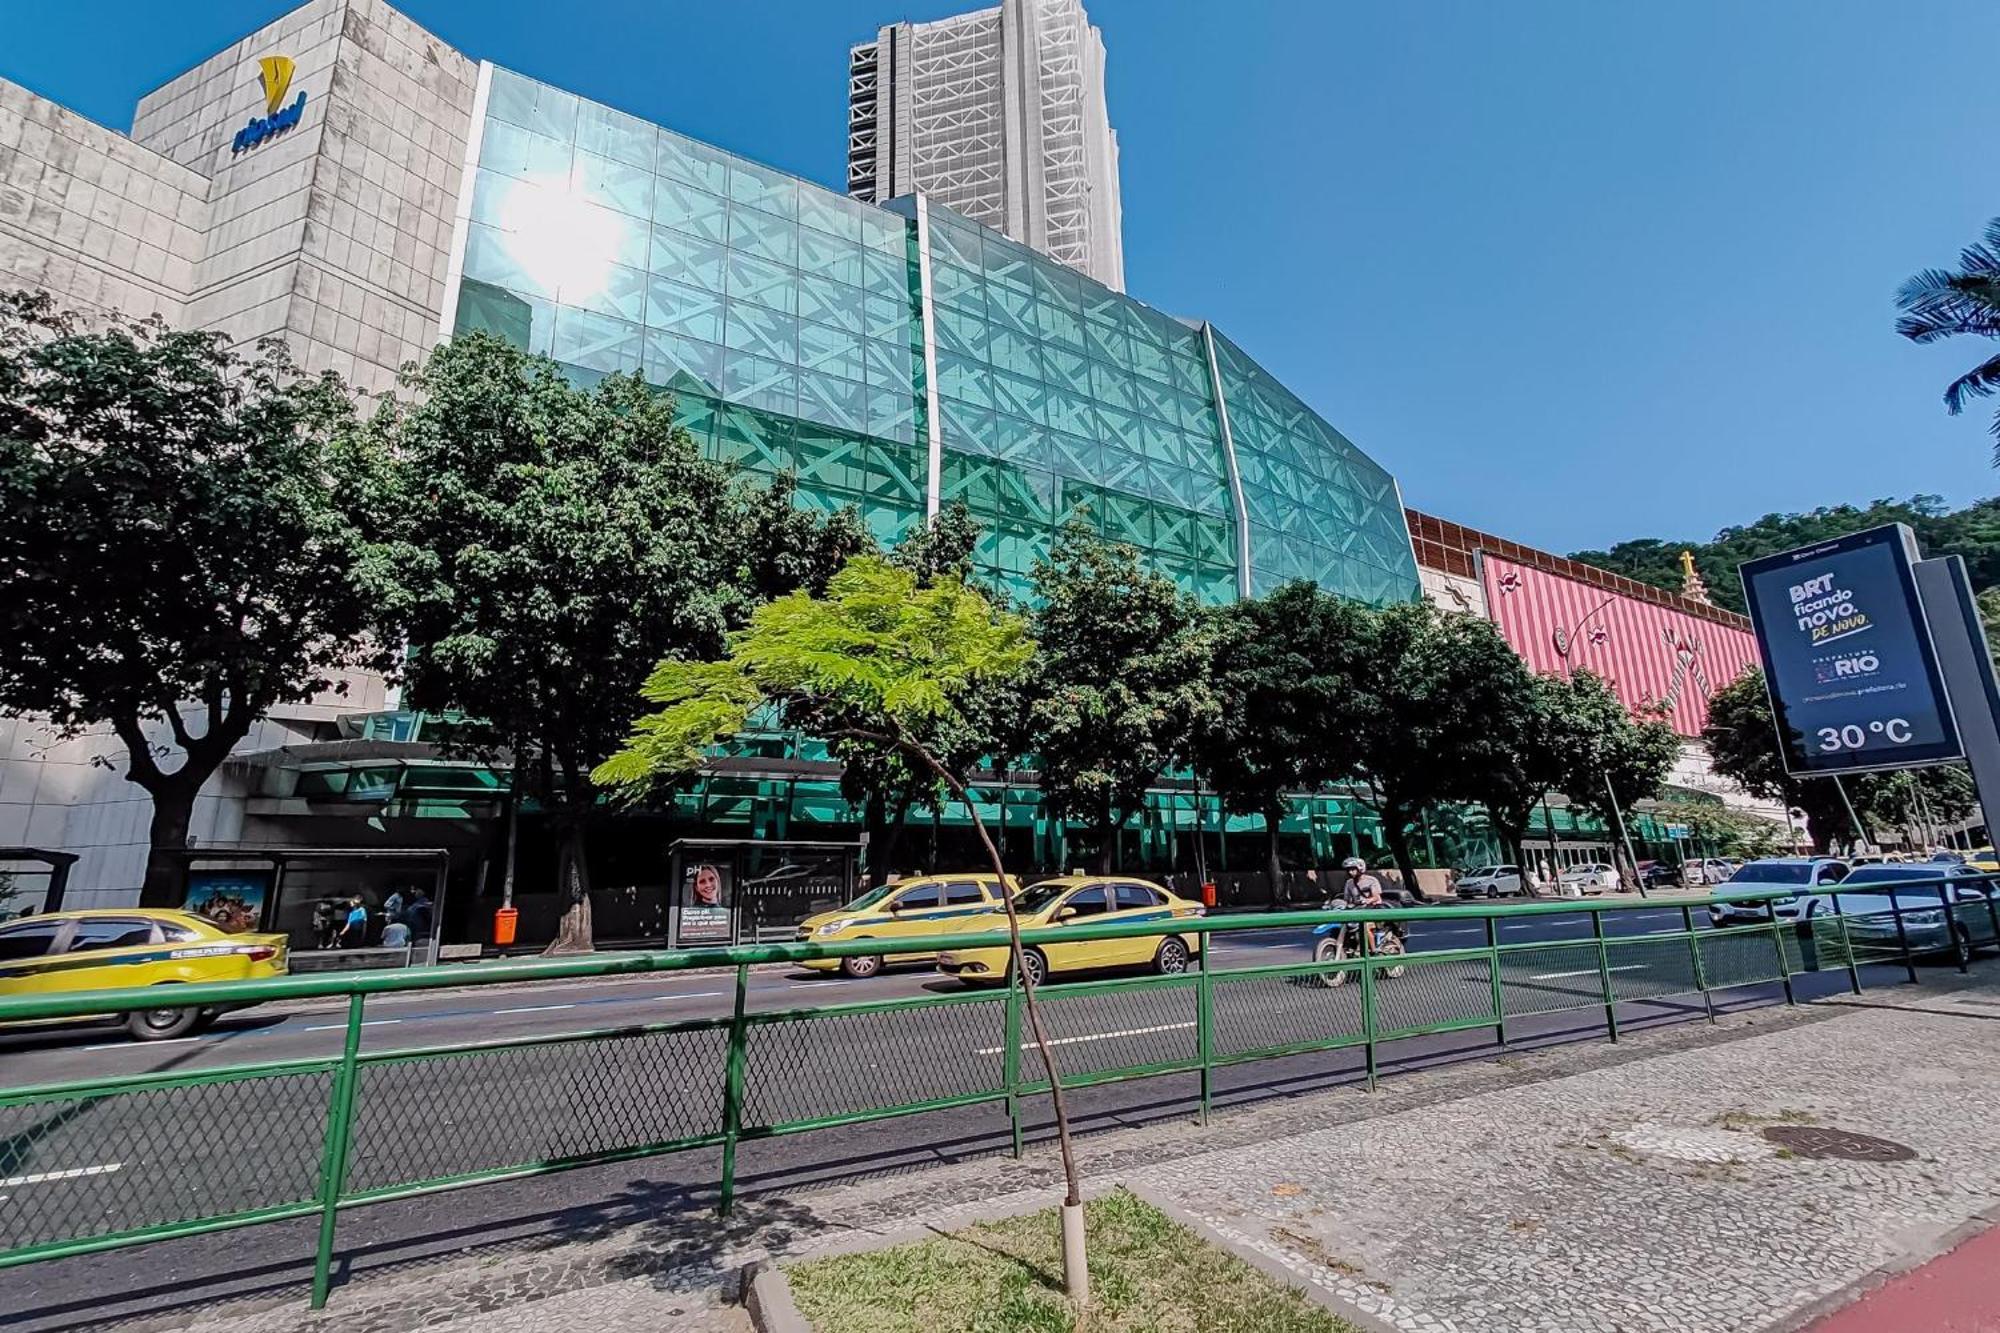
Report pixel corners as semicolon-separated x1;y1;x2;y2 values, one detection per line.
1798;864;1996;968
1637;860;1685;891
1557;863;1618;896
1684;858;1736;886
1456;865;1524;898
1709;858;1849;926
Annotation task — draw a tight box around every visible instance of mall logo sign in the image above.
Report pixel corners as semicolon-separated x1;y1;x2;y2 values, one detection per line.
233;56;306;154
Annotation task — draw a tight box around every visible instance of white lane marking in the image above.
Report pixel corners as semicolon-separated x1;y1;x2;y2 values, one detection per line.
973;1021;1195;1057
788;981;846;989
493;1003;575;1015
81;1036;202;1052
1528;964;1649;981
645;991;721;1001
1;1163;123;1188
299;1019;402;1032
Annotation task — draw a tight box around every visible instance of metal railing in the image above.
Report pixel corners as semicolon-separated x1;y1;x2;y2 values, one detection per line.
0;875;1991;1309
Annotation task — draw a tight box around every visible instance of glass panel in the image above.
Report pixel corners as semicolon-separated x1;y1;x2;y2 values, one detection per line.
798;321;865;381
728;202;798;267
729;157;798;218
653;181;729;242
643;330;723;395
723;353;797;417
726;253;798;314
575;99;656;170
487;68;578;143
568;259;647;323
551;306;642;376
723;300;799;362
657;130;729;193
479;119;572;183
646;275;724;343
798;277;865;335
798;226;866;288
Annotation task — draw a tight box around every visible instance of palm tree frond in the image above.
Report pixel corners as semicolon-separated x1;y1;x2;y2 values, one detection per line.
1942;351;2000;414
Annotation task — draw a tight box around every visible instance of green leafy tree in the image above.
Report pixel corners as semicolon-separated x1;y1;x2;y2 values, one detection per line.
1572;495;2000;615
1026;526;1216;872
1649;798;1789;860
1860;766;1975;847
353;334;867;951
594;556;1097;1300
811;503;1003;879
0;292;379;906
1549;671;1681;886
1469;671;1574;892
1896;218;2000;463
1195;582;1372;900
1350;601;1536;895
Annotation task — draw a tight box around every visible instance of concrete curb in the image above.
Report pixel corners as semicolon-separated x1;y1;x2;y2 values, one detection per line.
742;1260;811;1333
1123;1181;1406;1333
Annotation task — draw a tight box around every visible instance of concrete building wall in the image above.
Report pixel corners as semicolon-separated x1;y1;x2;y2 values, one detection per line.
0;0;453;904
0;77;206;322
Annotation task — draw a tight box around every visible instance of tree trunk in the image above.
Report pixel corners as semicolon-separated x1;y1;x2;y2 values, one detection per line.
861;791;888;881
1093;806;1116;875
138;781;198;908
545;815;594;954
1379;803;1426;901
881;728;1089;1304
1264;801;1286;906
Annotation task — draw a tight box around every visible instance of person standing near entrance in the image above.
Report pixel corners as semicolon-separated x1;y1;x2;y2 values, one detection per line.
339;898;368;949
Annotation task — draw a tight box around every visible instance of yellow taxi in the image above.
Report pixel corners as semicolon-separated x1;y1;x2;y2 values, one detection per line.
936;876;1204;987
1965;848;2000;875
795;874;1016;978
0;908;289;1040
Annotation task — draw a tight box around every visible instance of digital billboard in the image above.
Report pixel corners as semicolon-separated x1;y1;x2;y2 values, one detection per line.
1479;556;1761;738
1738;524;1962;776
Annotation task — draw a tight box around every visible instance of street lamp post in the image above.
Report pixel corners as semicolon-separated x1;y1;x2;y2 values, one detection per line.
1552;595;1646;894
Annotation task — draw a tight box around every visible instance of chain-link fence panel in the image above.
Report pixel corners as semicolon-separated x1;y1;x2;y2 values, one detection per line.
1372;955;1495;1036
1496;942;1604;1017
741;995;1006;1130
345;1024;729;1193
1697;926;1787;989
1016;979;1198;1088
1603;935;1701;1001
1209;965;1363;1061
0;1069;331;1252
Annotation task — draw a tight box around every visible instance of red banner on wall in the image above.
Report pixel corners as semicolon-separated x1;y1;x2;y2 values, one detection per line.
1480;557;1760;738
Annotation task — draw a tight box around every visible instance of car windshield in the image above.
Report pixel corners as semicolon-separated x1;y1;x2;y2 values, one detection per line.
842;884;896;912
1729;862;1812;885
1842;867;1947;886
1465;867;1495;878
1016;881;1075;913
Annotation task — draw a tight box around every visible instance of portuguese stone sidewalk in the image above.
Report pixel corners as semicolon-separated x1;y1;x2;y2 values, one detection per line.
128;973;2000;1333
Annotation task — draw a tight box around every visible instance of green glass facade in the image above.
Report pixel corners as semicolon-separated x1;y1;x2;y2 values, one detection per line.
450;66;1420;607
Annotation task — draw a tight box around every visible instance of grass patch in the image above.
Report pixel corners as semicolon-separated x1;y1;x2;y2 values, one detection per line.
785;1189;1359;1333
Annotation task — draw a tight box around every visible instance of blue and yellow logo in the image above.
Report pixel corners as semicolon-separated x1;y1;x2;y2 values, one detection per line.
234;54;306;154
257;56;295;115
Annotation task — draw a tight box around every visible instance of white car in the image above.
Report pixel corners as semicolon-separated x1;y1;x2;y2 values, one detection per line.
1456;865;1525;898
1557;863;1619;896
1709;858;1850;925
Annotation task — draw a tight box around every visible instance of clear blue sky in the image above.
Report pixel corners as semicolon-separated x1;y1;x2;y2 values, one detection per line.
5;1;1996;553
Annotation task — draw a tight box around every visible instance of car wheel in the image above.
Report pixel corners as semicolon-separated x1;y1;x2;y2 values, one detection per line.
1018;948;1050;989
127;1001;201;1041
1154;937;1190;975
840;952;884;979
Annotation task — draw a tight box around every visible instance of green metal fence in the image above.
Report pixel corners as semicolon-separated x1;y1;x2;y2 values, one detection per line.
0;876;1990;1309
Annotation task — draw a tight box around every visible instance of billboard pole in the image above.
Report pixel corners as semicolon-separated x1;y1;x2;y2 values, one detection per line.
1913;555;2000;850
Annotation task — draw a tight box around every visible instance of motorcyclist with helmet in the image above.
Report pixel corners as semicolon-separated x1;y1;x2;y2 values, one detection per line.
1339;856;1408;948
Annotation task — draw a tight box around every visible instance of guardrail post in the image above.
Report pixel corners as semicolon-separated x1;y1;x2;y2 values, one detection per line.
1943;883;1970;974
1889;892;1920;985
718;962;749;1218
1590;909;1619;1043
1196;928;1214;1126
309;993;366;1310
1486;914;1507;1048
1682;903;1716;1024
1766;911;1797;1006
1004;964;1024;1158
1829;892;1862;996
1358;921;1378;1092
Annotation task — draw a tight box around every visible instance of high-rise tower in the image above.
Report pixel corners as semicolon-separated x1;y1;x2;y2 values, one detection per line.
847;0;1125;291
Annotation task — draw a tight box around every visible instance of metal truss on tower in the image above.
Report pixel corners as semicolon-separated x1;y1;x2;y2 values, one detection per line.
846;0;1124;291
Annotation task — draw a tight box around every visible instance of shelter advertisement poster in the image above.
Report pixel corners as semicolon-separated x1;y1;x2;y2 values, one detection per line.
183;871;272;933
677;861;734;944
1739;524;1962;776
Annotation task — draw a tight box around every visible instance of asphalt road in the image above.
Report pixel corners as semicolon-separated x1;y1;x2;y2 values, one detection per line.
0;902;1847;1330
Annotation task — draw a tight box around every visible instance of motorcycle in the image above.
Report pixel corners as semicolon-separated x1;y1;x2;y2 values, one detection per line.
1311;912;1406;988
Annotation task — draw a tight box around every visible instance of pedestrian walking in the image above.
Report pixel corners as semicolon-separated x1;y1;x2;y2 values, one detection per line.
338;897;368;949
